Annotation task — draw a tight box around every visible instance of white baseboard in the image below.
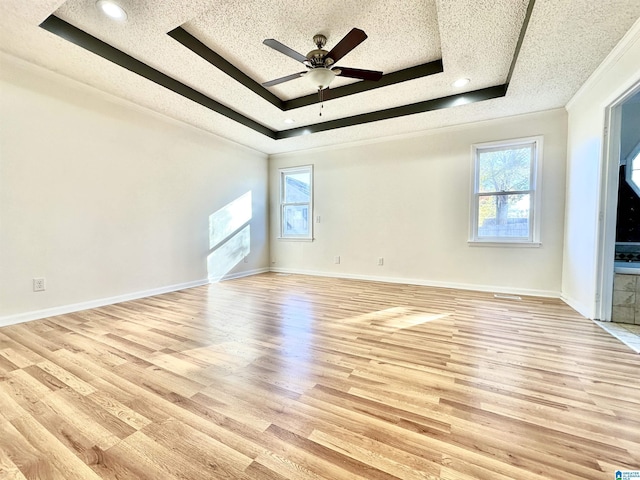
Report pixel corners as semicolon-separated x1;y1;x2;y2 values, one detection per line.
221;267;270;281
560;293;594;319
269;267;561;298
0;278;209;328
0;268;272;329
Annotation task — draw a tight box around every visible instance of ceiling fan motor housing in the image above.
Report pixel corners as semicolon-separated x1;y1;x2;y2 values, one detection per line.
307;34;334;67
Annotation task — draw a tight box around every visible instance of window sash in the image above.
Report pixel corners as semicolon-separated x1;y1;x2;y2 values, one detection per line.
475;193;532;240
476;144;535;194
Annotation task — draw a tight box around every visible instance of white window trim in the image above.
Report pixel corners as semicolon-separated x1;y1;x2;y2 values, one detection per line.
279;165;314;241
469;136;543;246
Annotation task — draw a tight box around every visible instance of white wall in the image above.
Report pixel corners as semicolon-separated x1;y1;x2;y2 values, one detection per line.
563;20;640;319
269;109;568;297
0;56;269;324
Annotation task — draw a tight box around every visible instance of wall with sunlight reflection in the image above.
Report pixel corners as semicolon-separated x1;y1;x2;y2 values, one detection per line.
207;191;252;282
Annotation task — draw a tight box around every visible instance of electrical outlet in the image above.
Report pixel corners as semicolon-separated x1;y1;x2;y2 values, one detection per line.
316;215;321;223
33;278;46;292
243;256;249;263
334;256;340;264
377;257;384;266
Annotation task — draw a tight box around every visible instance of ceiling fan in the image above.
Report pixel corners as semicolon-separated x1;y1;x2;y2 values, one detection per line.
261;28;383;91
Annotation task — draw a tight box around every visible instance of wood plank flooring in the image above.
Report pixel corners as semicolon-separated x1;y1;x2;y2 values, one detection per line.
1;273;639;479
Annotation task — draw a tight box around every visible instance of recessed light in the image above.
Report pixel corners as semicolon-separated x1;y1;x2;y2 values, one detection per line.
452;96;471;106
284;118;295;125
96;0;127;21
452;78;470;88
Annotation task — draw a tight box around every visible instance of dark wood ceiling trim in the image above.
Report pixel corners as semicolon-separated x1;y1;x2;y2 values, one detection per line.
276;85;508;139
506;0;536;88
168;27;444;111
283;61;444;110
38;13;523;140
39;15;276;139
168;27;284;110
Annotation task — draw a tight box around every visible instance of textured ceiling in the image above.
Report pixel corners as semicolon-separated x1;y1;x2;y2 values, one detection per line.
0;1;639;154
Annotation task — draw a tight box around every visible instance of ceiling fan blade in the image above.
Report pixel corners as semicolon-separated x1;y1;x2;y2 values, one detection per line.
336;67;383;81
262;71;306;88
326;28;367;63
263;39;308;63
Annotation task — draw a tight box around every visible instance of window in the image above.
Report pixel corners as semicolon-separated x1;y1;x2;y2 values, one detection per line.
625;141;640;197
470;136;542;245
280;165;313;239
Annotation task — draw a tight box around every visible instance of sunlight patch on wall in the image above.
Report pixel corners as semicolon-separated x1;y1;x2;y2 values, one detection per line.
209;191;252;249
207;191;252;283
207;225;250;282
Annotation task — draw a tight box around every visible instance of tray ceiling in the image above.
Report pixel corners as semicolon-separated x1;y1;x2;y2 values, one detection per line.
0;1;639;154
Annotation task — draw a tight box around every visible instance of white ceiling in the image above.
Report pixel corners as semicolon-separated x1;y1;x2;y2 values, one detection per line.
0;1;639;155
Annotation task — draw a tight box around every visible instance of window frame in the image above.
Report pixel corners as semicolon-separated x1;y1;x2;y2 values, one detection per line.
469;136;543;246
279;165;314;241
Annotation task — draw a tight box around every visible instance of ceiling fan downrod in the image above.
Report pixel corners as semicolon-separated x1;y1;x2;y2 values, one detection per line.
318;87;325;117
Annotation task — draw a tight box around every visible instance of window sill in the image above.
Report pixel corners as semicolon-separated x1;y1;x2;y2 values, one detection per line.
468;241;541;248
277;237;314;242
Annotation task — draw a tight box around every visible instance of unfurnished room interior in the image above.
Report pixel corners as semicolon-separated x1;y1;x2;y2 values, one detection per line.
1;1;640;479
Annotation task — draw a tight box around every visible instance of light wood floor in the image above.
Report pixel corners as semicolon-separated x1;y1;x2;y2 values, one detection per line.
1;273;639;480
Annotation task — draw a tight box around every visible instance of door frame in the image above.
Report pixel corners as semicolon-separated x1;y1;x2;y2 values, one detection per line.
596;81;640;321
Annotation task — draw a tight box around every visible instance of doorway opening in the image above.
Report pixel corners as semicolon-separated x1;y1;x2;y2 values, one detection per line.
597;81;640;322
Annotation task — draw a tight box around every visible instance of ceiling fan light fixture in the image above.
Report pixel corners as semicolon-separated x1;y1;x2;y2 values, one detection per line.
305;68;337;90
96;0;127;21
452;77;470;88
